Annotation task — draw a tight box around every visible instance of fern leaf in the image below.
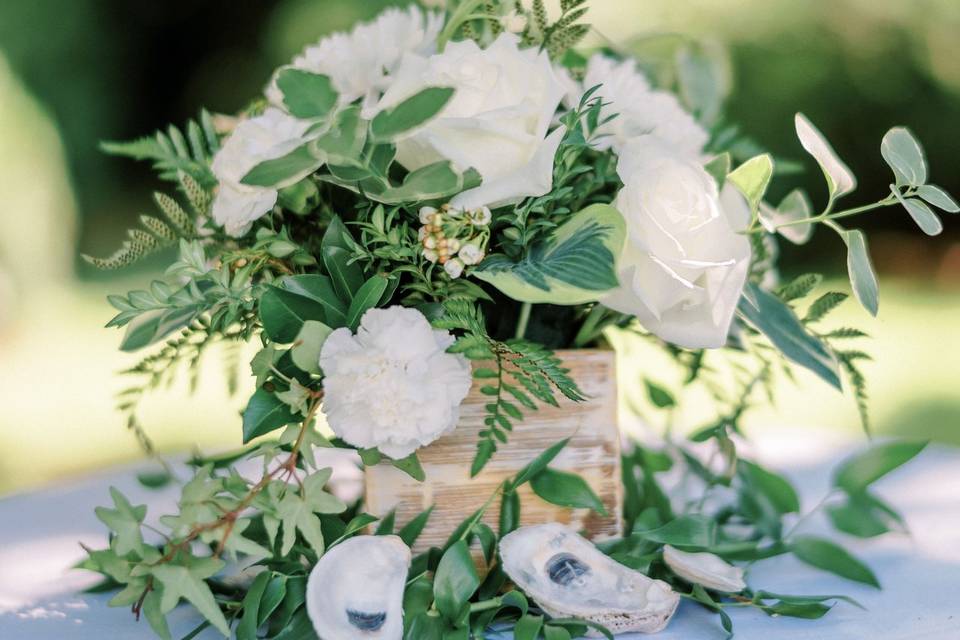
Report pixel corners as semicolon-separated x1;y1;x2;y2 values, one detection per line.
139;215;177;242
178;171;211;215
154;192;193;234
804;292;848;323
825;327;869;339
777;273;822;302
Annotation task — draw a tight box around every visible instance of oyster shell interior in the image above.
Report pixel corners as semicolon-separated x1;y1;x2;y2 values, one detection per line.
500;524;680;635
306;535;411;639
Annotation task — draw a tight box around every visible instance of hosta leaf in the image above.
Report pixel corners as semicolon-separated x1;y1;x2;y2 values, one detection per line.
795;113;856;200
880;126;927;186
370;86;455;141
474;204;625;304
275;68;338;119
738;283;841;389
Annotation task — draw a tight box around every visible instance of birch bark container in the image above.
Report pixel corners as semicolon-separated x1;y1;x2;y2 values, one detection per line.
364;349;623;555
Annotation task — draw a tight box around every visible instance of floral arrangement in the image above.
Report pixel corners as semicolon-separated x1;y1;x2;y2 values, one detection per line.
80;1;957;638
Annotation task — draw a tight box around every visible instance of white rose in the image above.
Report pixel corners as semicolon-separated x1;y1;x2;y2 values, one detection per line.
575;54;708;158
602;136;751;349
210;108;310;237
267;6;443;115
376;33;567;210
663;545;747;593
319;306;472;458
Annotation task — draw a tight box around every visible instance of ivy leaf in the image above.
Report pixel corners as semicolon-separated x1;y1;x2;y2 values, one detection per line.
791;536;880;588
530;468;608;515
370;86;455;142
880;126;927;186
795;113;856;200
142;587;172;640
832;440;927;495
474;204;625;305
242;389;299;443
842;229;879;317
94;487;146;555
152;560;230;636
277;468;347;555
433;540;480;621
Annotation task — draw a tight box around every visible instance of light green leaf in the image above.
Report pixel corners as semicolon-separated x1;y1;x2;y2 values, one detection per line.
737;283;842;389
833;440;927;495
676;41;730;127
760;188;814;245
275;68;337;119
791;536;879;588
893;190;943;236
152;561;230;636
795;113;856;200
377;161;477;204
916;184;959;213
240;143;323;189
726;154;773;214
842;229;879;316
739;460;800;514
474;204;625;305
530;468;607;515
391;452;426;482
634;515;717;548
370;86;455;141
291;320;332;374
880;127;927;186
94;487;146;555
142;588;172;640
703;152;731;187
433;540;480;621
120;305;201;352
826;493;904;538
312;106;367;166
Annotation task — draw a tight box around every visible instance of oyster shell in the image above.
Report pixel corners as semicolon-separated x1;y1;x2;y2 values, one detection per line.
500;524;679;635
306;535;410;639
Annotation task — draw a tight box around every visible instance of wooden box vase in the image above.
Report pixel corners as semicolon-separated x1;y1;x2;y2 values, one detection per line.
364;349;623;553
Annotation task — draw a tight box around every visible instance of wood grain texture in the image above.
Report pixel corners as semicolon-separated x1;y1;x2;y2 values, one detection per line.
365;349;623;555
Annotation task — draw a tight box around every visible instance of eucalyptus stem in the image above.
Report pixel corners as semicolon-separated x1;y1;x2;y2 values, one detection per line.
514;301;532;340
746;192;905;235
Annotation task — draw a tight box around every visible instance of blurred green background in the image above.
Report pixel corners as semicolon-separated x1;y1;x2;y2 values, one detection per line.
0;0;957;494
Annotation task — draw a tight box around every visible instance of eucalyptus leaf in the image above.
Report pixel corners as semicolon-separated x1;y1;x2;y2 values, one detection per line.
842;229;879;316
916;184;959;213
880;126;927;186
726;153;773;213
893;190;943;236
795;113;856;200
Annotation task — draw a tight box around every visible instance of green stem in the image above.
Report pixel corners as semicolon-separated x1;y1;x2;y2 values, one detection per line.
573;304;606;347
469;597;504;613
746;193;902;235
514;302;532;340
437;0;487;49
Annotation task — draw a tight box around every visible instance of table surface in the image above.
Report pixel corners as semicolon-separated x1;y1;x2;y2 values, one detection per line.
2;432;959;640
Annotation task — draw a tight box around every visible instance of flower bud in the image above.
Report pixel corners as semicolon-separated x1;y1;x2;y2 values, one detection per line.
444;258;465;279
419;206;437;224
458;243;484;265
422;248;439;263
423;236;437;249
662;545;746;593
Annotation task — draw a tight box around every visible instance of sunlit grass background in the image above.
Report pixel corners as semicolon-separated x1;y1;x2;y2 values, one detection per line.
0;0;958;494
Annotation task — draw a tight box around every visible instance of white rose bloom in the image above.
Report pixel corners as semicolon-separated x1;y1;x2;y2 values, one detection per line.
602;137;751;349
376;33;567;210
211;108;310;237
319;306;472;458
576;54;708;158
663;545;747;593
267;6;443;115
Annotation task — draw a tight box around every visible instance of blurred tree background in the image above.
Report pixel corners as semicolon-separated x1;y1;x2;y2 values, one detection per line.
0;0;957;492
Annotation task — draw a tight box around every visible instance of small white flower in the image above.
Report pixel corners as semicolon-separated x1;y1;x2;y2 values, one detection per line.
419;205;437;224
602;136;751;349
663;545;746;593
417;226;428;241
210;108;310;237
319;307;472;458
572;54;708;159
444;258;465;279
447;238;461;253
377;33;567;210
423;235;437;249
458;243;484;265
500;10;528;34
422;248;439;263
267;6;443;116
470;206;492;226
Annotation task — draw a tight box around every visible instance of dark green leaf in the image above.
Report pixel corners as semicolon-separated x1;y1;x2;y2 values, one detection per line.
241;143;323;189
513;439;570;487
346;276;389;329
371;87;455;142
530;468;607;515
399;506;434;547
242;389;299;443
237;572;271;640
259;286;330;343
644;379;676;408
634;515;716;548
392;452;426;481
433;540;480;621
791;536;880;588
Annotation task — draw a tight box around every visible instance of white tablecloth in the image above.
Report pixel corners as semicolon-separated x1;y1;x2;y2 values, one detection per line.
2;436;959;639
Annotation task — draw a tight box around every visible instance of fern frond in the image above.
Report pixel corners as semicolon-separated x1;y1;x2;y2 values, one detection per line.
804;292;848;323
824;327;869;339
777;273;822;302
838;351;870;433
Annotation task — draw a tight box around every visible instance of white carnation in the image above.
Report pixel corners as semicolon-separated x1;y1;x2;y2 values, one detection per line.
602;136;751;349
319;306;472;459
376;33;567;210
267;6;443;115
210;108;310;237
663;545;747;593
576;54;708;158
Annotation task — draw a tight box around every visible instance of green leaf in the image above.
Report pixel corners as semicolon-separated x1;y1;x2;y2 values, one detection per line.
240;143;323;189
370;86;455;142
152;561;230;636
380;161;478;204
398;506;435;547
474;204;626;305
763;601;831;619
277;468;346;555
826;493;903;538
842;229;879;317
893;190;942;236
795;113;856;200
644;379;676;408
312;105;367;165
916;184;959;213
259;286;330;343
739;460;800;514
142;588;172;640
242;389;299;443
634;515;716;548
120;306;200;352
433;540;480;621
761;188;814;245
738;283;841;389
290;320;332;374
791;536;879;588
513;614;544;640
136;470;173;490
833;440;927;495
94;487;146;555
346;275;389;330
530;468;608;515
880;126;927;186
237;571;271;640
726;153;773;213
278;274;348;328
676;41;730;126
392;452;426;482
275;68;337;119
513;438;570;487
703;152;731;187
